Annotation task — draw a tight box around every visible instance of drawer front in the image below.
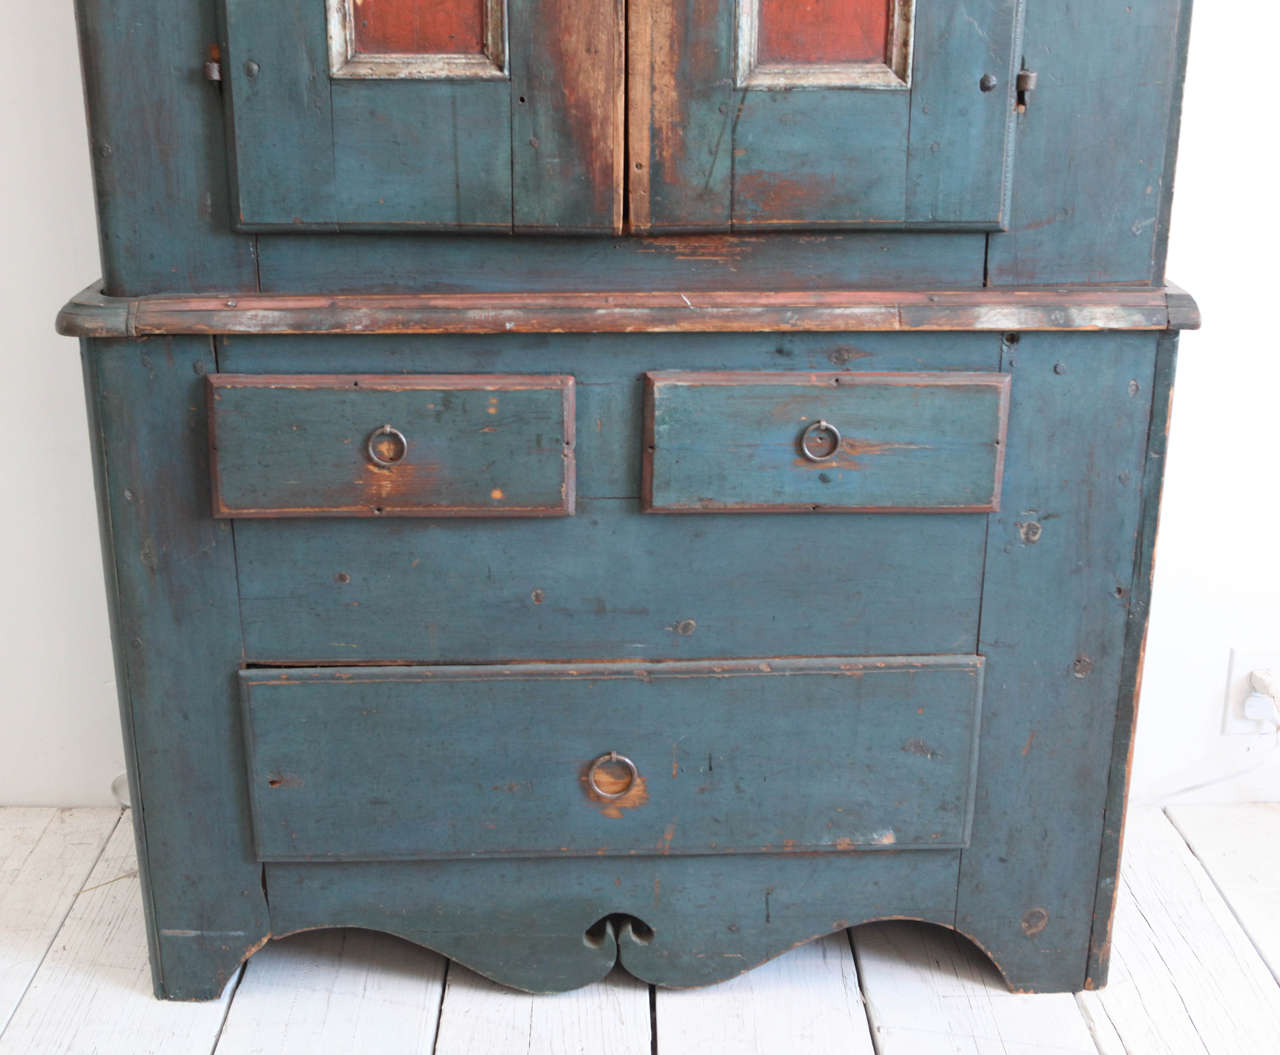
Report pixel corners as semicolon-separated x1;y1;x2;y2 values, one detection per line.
644;371;1010;513
240;656;984;861
208;374;574;517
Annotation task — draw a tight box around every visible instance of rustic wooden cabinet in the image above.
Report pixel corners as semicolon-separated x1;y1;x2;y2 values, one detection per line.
62;0;1198;999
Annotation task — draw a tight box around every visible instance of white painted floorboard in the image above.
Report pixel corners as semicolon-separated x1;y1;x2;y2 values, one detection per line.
0;808;118;1031
4;805;1280;1053
215;929;447;1055
434;964;650;1055
855;921;1099;1054
656;932;873;1055
1077;808;1280;1055
0;819;236;1055
1168;802;1280;983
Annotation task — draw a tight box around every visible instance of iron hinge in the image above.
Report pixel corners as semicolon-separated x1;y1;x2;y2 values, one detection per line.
1016;69;1038;113
204;59;222;83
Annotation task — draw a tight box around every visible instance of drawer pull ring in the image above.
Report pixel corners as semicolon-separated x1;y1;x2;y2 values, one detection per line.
587;751;639;799
367;425;408;467
799;420;842;462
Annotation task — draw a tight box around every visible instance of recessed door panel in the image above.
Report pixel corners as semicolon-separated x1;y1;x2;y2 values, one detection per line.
629;0;1024;231
223;0;624;232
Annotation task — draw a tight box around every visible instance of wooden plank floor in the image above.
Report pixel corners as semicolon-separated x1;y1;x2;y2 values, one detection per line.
1;807;1277;1054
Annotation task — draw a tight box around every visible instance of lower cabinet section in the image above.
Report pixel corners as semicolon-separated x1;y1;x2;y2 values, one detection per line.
240;656;984;861
75;328;1177;998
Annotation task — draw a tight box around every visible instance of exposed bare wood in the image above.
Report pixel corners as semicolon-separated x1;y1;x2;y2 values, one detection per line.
626;0;654;231
59;283;1200;338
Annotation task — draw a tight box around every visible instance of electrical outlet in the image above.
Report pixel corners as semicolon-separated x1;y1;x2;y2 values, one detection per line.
1223;649;1280;735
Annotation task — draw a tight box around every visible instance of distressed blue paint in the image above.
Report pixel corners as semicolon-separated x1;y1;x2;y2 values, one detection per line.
267;850;965;992
645;371;1009;512
208;375;574;517
242;656;983;861
233;498;986;663
957;333;1159;992
66;0;1195;1002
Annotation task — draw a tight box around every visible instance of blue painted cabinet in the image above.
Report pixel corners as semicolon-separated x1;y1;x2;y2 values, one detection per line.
63;0;1197;1000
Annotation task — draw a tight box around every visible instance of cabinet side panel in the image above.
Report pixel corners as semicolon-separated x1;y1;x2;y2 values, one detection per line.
74;0;256;295
85;337;269;999
1085;332;1179;988
957;333;1157;991
986;0;1192;285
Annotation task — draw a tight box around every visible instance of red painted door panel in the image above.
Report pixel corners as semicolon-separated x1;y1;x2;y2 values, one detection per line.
630;0;1025;232
352;0;487;56
757;0;891;65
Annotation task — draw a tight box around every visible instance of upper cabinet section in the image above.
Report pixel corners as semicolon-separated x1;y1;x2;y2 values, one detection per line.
222;0;625;232
223;0;1020;235
630;0;1025;232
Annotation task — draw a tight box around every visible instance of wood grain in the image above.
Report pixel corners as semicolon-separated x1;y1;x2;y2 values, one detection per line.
757;0;890;64
1167;804;1280;985
253;231;987;291
643;370;1010;514
207;374;576;519
1085;332;1178;988
83;337;271;999
351;0;486;55
656;933;874;1054
240;656;984;860
510;0;625;233
986;0;1193;285
0;809;120;1031
74;0;257;295
233;497;987;663
434;965;650;1054
0;821;237;1053
225;0;513;230
1076;810;1280;1054
854;921;1100;1052
957;332;1159;993
59;284;1198;338
267;851;964;992
214;930;447;1054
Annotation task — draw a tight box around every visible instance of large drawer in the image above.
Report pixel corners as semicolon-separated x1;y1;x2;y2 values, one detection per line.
644;371;1010;513
208;374;575;517
240;656;984;862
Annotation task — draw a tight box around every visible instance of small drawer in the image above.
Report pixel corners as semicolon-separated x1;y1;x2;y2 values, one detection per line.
240;655;984;862
643;371;1010;513
208;374;575;518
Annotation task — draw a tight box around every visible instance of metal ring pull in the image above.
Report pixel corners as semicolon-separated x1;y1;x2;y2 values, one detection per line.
799;420;842;463
367;425;408;467
587;751;639;799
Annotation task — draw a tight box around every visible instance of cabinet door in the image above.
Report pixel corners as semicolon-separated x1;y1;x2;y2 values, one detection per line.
629;0;1024;231
223;0;624;232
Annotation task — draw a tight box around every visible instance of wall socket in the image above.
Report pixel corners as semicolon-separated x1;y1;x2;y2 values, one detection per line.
1223;649;1280;735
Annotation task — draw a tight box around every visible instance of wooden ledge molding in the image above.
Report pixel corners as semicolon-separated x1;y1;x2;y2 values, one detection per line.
58;283;1200;339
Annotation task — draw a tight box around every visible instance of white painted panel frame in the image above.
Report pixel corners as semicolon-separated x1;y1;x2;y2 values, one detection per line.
326;0;508;80
735;0;915;90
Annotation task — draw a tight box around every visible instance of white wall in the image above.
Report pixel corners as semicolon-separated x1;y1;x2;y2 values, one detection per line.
0;2;123;805
0;4;1275;806
1132;2;1280;804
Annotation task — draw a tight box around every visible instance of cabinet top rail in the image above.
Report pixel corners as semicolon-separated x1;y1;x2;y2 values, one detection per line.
58;283;1200;339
